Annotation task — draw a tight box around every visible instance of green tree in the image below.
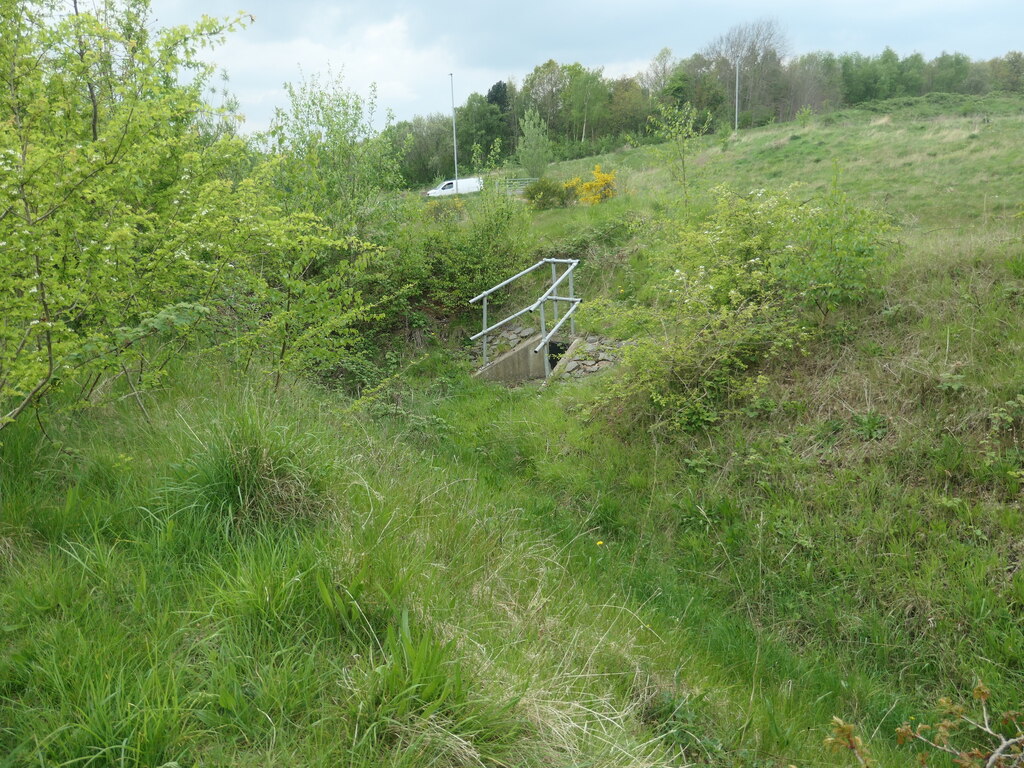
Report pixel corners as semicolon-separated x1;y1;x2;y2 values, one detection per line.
266;71;403;240
899;52;927;96
607;76;651;136
928;52;972;93
563;64;610;142
783;52;842;119
516;109;553;178
641;47;678;97
0;0;247;429
456;93;506;170
839;52;879;103
991;51;1024;92
647;102;713;206
703;20;788;126
389;113;451;186
876;47;903;99
486;79;519;149
522;59;569;132
0;0;381;428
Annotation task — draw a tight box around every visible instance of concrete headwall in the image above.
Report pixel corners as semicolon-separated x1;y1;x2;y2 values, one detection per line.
474;333;549;383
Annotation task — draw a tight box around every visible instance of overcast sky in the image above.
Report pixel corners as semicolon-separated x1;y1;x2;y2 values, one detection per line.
149;0;1024;132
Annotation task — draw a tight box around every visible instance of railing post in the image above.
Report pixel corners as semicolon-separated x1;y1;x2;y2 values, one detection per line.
550;261;559;326
482;296;488;365
539;300;550;377
569;266;576;336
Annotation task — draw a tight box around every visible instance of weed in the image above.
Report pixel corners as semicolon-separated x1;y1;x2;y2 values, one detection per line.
852;412;889;441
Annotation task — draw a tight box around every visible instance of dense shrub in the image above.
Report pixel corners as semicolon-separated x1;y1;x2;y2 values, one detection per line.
523;177;576;209
422;189;531;311
360;189;530;319
587;182;897;433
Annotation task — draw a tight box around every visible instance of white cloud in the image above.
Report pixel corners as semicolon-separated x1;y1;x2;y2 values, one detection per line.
205;13;513;131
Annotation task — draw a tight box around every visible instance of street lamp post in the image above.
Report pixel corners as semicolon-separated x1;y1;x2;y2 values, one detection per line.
449;73;459;190
734;59;740;132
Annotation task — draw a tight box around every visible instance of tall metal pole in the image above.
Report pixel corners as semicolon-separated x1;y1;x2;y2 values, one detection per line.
449;73;459;190
734;59;740;132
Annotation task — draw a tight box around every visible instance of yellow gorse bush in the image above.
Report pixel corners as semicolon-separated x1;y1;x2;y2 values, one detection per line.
564;165;617;205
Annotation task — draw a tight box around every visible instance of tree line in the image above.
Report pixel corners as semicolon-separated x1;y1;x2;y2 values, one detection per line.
389;19;1024;185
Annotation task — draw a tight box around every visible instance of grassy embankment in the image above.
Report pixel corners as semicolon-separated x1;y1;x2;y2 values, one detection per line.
2;93;1023;766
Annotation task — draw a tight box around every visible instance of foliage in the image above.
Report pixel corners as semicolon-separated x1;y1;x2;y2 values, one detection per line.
200;162;380;386
564;164;617;205
420;188;531;312
516;108;553;178
0;0;249;429
362;188;530;318
796;104;814;127
386;112;453;186
265;70;403;240
454;92;507;171
714;178;898;321
523;177;576;210
587;183;894;432
646;101;713;205
0;1;389;430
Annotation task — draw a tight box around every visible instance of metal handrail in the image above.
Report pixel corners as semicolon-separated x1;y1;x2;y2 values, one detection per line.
533;299;581;353
532;266;574;308
469;303;535;341
469;258;578;304
471;258;580;372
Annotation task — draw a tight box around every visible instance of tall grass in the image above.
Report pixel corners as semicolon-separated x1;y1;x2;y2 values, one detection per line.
0;366;702;766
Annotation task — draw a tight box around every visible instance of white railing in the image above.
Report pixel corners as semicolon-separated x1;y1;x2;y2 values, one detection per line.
470;258;580;376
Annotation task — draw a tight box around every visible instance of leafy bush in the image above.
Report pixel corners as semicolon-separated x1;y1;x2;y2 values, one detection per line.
0;2;394;426
266;71;403;240
647;102;713;205
422;189;531;311
588;183;896;433
362;189;530;319
523;177;576;209
0;4;250;429
516;108;553;179
796;104;815;128
772;179;898;320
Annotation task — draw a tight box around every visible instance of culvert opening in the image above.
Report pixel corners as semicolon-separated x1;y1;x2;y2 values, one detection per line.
547;340;570;371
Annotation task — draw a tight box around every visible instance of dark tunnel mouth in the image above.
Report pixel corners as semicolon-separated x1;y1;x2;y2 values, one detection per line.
547;340;570;370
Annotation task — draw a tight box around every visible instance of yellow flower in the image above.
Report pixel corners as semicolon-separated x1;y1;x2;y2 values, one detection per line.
596;541;604;547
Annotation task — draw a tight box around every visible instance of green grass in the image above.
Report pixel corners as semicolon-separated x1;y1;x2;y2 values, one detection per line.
1;367;705;766
3;92;1024;767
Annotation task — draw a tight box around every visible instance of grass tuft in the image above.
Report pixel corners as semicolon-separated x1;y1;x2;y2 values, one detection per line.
173;404;334;524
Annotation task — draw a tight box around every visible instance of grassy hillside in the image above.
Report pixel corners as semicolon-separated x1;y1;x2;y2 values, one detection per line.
2;93;1023;767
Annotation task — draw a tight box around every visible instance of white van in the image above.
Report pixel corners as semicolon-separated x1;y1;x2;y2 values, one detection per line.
425;177;483;197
